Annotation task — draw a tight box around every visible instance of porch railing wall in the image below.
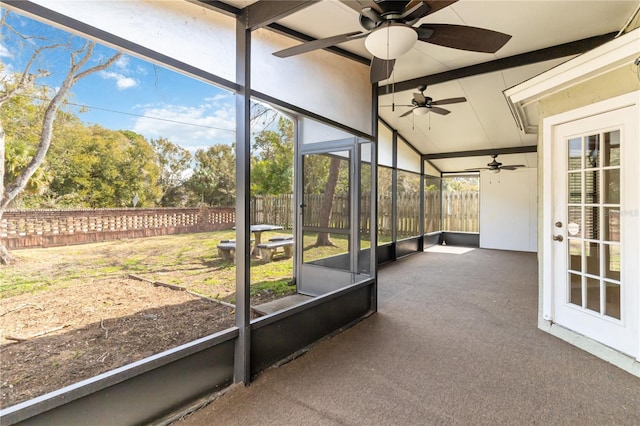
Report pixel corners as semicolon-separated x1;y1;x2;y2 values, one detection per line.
1;207;235;249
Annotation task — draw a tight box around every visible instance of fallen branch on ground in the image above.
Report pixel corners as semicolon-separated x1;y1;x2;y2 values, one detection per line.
100;318;109;339
127;274;154;284
186;291;235;309
0;303;44;317
4;324;69;342
153;281;186;291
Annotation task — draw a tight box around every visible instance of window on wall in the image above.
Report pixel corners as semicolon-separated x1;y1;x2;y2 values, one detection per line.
396;170;421;239
0;10;237;409
377;166;393;244
442;174;479;232
424;175;442;233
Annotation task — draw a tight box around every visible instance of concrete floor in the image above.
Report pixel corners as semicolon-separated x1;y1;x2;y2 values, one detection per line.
178;248;640;425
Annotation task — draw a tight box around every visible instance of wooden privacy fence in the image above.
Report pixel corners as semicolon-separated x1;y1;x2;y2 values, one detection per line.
251;191;478;236
1;207;235;249
3;191;479;250
442;191;479;232
250;194;294;229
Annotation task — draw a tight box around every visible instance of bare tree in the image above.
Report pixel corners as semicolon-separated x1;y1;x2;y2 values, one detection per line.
314;157;341;247
0;11;122;264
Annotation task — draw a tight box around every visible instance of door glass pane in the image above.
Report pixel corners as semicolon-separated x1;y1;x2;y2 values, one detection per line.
569;273;582;306
301;150;351;272
568;137;582;170
569;239;582;271
604;244;621;281
584;206;600;240
561;126;625;326
605;283;621;320
585;134;600;168
604;169;620;204
585;242;600;276
584;170;600;205
302;230;350;269
302;152;350;228
568;206;582;238
568;172;582;203
603;208;620;242
603;130;620;167
585;277;600;313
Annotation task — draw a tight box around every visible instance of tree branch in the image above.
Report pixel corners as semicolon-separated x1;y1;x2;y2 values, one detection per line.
1;43;122;210
0;44;61;105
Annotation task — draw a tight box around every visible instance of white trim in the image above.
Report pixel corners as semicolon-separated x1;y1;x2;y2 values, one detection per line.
542;91;640;363
538;318;640;378
505;28;640;133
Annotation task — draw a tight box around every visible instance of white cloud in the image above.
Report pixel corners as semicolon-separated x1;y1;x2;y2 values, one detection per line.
114;55;130;71
0;43;11;58
132;102;236;151
100;71;139;90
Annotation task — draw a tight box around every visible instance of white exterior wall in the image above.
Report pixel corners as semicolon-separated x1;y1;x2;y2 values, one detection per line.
251;28;372;136
479;168;537;252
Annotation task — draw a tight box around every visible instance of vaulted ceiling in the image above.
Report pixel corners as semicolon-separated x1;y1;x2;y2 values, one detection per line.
213;0;639;173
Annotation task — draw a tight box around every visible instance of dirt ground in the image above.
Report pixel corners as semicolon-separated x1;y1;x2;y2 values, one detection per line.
0;277;283;409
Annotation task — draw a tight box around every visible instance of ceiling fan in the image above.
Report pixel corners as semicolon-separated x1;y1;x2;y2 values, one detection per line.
467;155;526;173
272;0;512;83
387;85;466;117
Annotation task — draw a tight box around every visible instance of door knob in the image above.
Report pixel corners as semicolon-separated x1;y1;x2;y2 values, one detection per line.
552;235;563;242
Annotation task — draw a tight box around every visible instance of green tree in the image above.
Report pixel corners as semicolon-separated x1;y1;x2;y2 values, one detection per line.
0;11;122;263
251;117;293;195
150;137;193;206
46;127;161;207
186;144;235;207
443;176;478;192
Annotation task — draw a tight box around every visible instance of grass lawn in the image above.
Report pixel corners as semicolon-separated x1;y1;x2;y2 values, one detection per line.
1;230;286;300
0;229;365;301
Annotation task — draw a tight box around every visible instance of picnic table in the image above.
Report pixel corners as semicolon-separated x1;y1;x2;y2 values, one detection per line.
232;224;284;255
249;224;284;248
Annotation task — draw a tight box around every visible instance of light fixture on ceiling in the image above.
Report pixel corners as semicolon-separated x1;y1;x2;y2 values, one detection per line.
412;106;429;116
364;23;417;60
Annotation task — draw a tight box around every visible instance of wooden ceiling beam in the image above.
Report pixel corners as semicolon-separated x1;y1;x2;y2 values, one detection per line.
379;32;617;95
423;145;537;160
242;0;319;30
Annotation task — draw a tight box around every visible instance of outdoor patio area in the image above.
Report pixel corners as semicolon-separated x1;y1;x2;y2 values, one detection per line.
179;248;640;425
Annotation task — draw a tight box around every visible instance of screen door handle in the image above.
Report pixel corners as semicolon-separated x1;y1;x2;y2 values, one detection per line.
552;235;563;242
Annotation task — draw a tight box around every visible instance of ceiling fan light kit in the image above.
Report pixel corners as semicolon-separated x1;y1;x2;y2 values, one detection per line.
271;0;512;84
364;23;417;60
413;105;430;115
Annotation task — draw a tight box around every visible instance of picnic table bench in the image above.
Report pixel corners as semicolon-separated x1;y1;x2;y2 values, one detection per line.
268;235;293;242
257;239;294;262
217;239;254;262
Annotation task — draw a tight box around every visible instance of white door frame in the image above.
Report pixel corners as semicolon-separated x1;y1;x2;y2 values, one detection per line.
542;91;640;361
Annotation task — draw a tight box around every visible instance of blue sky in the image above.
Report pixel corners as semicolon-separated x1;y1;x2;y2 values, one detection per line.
1;9;239;152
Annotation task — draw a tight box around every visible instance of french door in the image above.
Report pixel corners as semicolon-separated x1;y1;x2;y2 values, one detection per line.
551;104;639;357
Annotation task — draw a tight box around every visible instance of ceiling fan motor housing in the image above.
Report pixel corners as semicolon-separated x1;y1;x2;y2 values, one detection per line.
375;0;412;17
